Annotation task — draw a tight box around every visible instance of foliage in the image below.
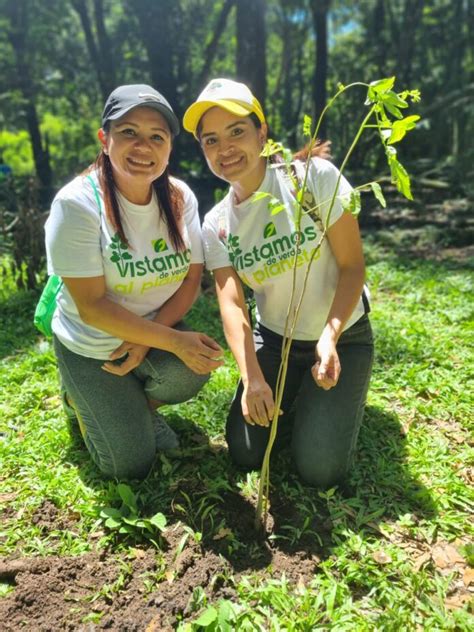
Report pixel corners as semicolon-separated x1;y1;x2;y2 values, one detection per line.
99;483;167;546
0;0;470;183
0;130;34;175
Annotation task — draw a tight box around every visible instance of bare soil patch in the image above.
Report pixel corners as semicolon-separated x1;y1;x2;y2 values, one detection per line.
0;490;329;631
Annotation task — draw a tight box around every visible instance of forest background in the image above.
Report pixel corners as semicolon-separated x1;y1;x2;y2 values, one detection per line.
0;0;473;288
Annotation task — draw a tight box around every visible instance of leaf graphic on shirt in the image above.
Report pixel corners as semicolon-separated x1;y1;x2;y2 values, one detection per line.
153;238;168;253
110;253;120;263
122;252;133;260
263;222;277;239
227;234;239;250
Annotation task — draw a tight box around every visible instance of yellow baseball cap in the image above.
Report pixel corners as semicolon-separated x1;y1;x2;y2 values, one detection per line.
183;78;265;138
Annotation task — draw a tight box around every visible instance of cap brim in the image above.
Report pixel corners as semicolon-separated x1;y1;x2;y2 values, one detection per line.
183;100;255;136
106;103;180;136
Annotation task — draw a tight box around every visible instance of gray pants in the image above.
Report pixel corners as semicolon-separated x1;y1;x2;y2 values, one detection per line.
53;334;208;480
226;315;374;489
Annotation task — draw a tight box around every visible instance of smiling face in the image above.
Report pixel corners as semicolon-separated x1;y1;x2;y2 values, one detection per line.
98;106;172;204
199;107;267;203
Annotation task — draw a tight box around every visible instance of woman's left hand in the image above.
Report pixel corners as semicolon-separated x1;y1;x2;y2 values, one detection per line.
102;341;150;376
312;336;341;390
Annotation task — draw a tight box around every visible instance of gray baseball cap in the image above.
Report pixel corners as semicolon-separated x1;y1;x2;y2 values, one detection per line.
101;84;180;136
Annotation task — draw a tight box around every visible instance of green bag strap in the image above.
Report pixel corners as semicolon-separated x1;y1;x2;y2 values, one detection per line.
85;174;102;217
53;175;102;293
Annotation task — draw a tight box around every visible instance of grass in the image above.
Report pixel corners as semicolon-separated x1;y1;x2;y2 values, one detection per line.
0;241;473;630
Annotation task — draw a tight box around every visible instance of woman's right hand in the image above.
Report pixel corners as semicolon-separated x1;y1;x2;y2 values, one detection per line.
241;378;276;427
172;331;224;375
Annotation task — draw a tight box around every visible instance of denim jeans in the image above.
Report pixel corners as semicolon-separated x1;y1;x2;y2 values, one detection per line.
226;315;374;488
53;334;209;480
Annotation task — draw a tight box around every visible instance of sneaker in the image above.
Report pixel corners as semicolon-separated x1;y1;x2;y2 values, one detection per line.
153;413;179;451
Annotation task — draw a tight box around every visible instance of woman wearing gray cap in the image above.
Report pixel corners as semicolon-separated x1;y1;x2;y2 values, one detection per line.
183;79;373;490
45;84;223;480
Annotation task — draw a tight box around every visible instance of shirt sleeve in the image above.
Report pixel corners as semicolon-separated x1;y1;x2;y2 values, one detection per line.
202;207;232;271
45;194;104;278
310;157;354;228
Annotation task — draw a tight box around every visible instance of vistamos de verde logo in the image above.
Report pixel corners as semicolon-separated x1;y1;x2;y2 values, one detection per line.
152;238;168;253
227;221;318;273
263;222;276;239
109;233;190;278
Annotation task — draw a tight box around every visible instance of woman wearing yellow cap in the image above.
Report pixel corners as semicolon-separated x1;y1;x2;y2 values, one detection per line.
183;79;373;489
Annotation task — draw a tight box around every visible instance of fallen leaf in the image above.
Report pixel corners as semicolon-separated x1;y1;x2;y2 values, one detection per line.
463;568;474;587
373;550;392;564
444;592;472;610
89;530;105;539
212;527;233;541
0;492;18;503
165;570;174;583
431;543;464;569
412;551;431;572
130;547;146;559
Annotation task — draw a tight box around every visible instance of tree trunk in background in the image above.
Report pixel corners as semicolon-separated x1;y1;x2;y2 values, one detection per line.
71;0;114;101
449;0;466;164
6;1;52;204
398;0;425;85
236;0;266;108
93;0;116;94
310;0;331;140
197;0;236;89
129;0;179;109
371;0;386;75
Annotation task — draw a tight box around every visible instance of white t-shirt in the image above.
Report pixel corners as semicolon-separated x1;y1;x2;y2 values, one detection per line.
45;171;203;359
202;158;365;341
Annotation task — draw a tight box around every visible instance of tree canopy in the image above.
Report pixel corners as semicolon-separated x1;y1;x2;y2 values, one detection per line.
0;0;472;199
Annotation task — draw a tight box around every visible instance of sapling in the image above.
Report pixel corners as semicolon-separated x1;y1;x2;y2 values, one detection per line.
254;77;421;531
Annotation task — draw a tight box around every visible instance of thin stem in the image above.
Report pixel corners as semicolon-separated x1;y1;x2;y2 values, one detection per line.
255;86;380;532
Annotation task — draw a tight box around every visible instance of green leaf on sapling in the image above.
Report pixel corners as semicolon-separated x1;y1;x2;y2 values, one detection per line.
384;102;404;119
252;191;271;202
383;91;409;108
303;114;312;137
341;190;361;216
389;156;413;200
370;182;386;208
370;77;396;94
388;115;420;144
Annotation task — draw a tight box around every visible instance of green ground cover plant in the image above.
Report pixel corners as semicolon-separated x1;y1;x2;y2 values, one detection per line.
0;239;473;629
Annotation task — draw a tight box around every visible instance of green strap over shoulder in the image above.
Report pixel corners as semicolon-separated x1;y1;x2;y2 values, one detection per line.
86;174;102;217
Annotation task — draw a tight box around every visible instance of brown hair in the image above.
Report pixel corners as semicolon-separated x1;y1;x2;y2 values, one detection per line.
91;148;185;252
